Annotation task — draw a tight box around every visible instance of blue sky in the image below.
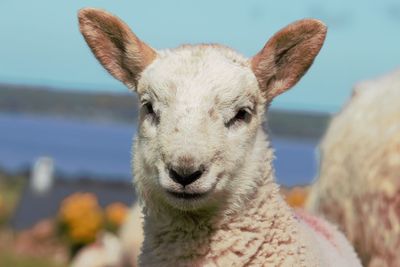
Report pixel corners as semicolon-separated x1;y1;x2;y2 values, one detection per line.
0;0;399;112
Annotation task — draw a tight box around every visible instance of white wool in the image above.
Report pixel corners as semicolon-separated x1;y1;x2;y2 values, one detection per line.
132;45;361;266
77;9;361;265
70;233;123;267
307;69;400;267
119;203;144;267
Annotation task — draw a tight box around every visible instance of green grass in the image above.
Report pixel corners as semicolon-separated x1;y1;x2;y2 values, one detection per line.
0;174;68;267
0;249;66;267
0;174;25;227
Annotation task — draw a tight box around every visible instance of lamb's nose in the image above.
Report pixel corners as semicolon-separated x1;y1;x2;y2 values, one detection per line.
168;166;204;186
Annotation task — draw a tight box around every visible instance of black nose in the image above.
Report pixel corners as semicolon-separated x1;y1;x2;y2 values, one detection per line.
168;166;204;186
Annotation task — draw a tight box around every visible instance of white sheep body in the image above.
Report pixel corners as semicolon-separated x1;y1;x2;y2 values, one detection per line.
307;69;400;267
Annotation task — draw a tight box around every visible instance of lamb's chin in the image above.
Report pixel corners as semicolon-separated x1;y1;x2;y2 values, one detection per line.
166;190;209;200
161;189;216;211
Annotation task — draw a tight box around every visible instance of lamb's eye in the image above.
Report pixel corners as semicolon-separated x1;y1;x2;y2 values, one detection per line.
233;109;248;121
142;102;159;125
226;108;251;128
143;102;154;115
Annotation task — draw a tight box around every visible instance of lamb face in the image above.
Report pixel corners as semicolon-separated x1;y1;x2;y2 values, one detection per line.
134;45;265;210
78;8;327;213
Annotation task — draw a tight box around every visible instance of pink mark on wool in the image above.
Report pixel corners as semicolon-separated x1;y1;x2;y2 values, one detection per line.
295;209;338;248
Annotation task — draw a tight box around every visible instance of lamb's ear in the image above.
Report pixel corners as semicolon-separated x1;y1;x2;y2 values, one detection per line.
251;19;327;101
78;8;156;89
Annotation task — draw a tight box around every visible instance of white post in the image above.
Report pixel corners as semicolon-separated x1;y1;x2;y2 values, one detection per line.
30;157;54;195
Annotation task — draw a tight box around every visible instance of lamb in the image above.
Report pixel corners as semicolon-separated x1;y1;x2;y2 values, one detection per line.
70;232;124;267
78;8;361;266
119;203;144;266
307;69;400;267
71;203;144;267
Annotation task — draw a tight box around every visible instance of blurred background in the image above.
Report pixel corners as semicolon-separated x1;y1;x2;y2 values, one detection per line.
0;1;399;266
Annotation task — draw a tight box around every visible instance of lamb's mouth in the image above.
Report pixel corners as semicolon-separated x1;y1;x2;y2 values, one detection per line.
166;190;209;200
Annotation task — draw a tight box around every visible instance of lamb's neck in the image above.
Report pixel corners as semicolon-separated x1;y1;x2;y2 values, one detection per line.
140;144;303;266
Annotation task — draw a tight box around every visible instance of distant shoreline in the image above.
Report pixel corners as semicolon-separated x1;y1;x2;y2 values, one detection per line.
0;83;331;140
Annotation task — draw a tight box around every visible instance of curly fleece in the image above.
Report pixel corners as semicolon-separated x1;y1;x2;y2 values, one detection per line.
307;69;400;267
139;152;361;266
77;8;361;266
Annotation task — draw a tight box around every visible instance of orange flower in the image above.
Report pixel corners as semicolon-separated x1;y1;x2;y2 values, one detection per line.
285;187;309;208
105;202;128;227
58;192;103;243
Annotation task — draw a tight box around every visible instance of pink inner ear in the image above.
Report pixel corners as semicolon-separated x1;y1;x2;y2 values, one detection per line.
78;8;156;88
251;19;327;101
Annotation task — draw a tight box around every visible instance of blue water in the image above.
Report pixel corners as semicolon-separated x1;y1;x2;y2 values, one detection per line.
0;113;318;186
